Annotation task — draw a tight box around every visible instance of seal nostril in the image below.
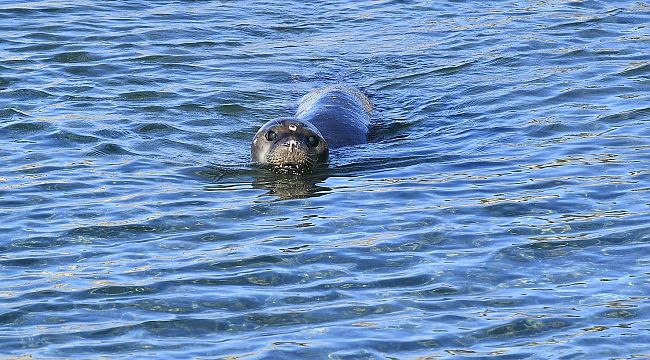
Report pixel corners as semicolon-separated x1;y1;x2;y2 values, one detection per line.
286;139;298;152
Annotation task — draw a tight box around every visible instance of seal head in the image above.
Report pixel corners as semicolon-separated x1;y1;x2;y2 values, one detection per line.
251;117;328;173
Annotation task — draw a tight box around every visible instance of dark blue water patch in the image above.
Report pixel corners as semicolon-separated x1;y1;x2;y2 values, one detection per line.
0;107;30;119
50;51;102;64
5;234;86;252
62;223;160;243
177;40;246;48
23;180;95;194
132;122;182;134
4;89;56;101
117;90;180;102
188;103;251;116
617;63;650;79
546;8;621;29
497;223;650;262
469;317;577;342
132;105;168;114
47;130;100;145
1;0;649;358
0;76;21;89
60;64;124;77
16;31;76;43
103;73;175;88
1;120;52;134
85;143;136;157
0;253;80;268
0;2;100;15
52;84;95;94
92;128;132;139
552;48;645;63
135;138;211;155
130;54;207;65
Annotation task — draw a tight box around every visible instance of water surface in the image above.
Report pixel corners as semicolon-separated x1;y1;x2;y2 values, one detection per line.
1;0;649;358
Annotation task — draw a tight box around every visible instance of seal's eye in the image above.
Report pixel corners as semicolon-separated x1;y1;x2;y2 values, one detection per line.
306;135;319;147
265;131;277;141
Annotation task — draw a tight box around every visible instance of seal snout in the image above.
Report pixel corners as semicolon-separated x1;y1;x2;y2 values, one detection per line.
251;117;329;173
285;139;299;153
267;135;312;166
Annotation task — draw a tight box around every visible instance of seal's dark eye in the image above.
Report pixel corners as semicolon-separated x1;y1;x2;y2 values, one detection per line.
265;131;277;141
306;135;319;147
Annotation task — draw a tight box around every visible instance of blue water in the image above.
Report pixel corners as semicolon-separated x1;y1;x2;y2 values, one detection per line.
1;0;649;358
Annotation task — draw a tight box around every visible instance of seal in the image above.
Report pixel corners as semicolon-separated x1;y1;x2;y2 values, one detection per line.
251;84;371;173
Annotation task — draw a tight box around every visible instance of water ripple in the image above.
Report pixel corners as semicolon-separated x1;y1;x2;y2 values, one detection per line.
1;0;649;358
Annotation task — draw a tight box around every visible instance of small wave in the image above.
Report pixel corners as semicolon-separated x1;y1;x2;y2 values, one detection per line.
1;121;51;133
179;40;244;48
133;122;181;134
118;90;179;102
4;88;55;100
0;107;29;119
466;317;576;342
85;143;136;157
0;76;19;89
130;54;203;64
617;62;650;78
597;106;650;124
50;51;101;64
49;130;99;144
61;63;123;77
92;128;132;139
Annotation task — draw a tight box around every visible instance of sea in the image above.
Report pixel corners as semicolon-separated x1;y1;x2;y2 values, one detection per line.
1;0;649;358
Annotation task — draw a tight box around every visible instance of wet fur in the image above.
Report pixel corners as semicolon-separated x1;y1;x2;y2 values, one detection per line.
251;85;371;173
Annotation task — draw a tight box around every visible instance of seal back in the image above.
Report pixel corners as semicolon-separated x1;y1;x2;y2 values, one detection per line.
295;85;371;149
